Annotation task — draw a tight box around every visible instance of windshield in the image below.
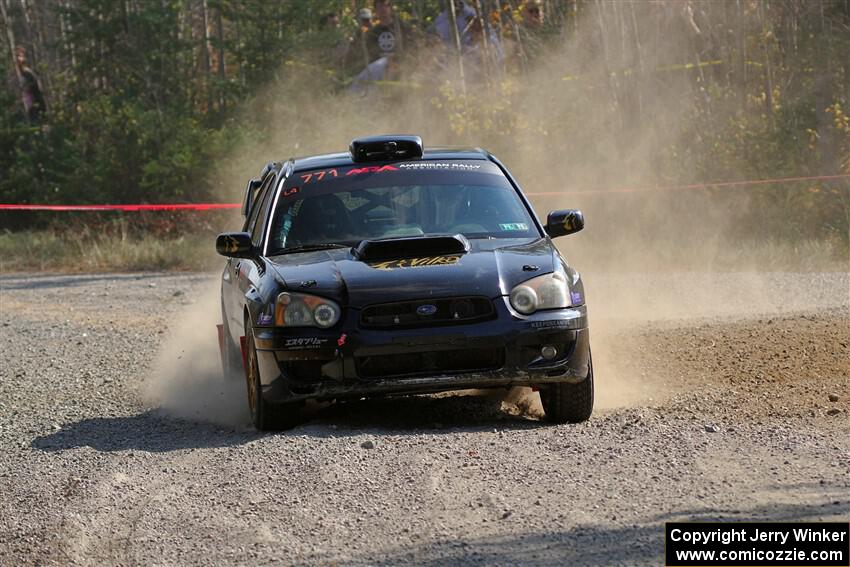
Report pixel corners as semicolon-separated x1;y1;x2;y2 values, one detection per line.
267;163;539;252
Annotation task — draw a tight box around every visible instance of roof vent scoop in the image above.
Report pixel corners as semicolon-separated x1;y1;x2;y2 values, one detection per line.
350;135;423;163
353;234;469;262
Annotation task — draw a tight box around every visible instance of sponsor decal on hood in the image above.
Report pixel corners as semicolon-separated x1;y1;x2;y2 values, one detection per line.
368;255;462;270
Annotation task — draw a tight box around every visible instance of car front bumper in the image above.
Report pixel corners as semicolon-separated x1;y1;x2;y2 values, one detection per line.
252;298;590;405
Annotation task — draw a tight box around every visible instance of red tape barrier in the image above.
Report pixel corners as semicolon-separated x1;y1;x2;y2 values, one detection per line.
1;173;847;211
529;173;850;196
0;203;240;211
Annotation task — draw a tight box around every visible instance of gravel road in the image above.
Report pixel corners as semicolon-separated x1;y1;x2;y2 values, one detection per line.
1;271;848;566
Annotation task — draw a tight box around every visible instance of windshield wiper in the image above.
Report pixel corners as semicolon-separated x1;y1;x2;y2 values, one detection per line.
271;243;350;255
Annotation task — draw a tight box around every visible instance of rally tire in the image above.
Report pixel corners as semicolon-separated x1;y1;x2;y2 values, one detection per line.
244;328;302;431
540;352;594;424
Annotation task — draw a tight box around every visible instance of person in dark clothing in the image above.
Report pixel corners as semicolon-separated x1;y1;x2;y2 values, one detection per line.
430;1;476;47
348;0;417;92
14;46;46;122
320;12;340;29
504;0;552;72
364;0;415;63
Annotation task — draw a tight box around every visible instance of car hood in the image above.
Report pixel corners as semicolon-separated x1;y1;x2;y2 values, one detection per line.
267;237;557;308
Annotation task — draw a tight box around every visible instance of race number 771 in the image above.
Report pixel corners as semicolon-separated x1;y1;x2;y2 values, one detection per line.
300;169;338;184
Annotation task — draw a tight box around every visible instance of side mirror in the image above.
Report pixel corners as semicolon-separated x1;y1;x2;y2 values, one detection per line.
216;232;256;258
545;209;584;238
241;178;262;217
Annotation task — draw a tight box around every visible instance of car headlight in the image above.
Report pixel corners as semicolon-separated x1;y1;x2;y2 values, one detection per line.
275;292;341;328
509;272;570;315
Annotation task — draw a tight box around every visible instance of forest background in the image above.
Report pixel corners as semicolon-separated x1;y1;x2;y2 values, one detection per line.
1;0;849;271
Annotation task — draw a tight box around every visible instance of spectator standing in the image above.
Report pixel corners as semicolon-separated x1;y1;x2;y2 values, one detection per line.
14;46;46;122
431;1;477;47
318;11;351;70
522;0;545;30
506;0;549;72
358;7;374;27
463;16;503;82
364;0;415;63
429;2;503;82
321;12;341;29
349;0;418;93
343;8;374;75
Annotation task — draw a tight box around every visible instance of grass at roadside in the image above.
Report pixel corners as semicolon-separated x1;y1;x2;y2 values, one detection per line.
0;229;220;273
0;229;846;274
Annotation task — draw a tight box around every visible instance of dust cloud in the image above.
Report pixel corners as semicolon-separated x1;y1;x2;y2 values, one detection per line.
150;2;844;422
142;281;249;427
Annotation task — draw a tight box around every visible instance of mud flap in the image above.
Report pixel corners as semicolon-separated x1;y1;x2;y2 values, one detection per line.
218;324;248;376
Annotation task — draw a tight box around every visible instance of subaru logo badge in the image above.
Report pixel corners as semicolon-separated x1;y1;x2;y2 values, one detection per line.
416;304;438;316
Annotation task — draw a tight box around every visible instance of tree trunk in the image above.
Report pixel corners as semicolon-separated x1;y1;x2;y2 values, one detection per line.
201;0;212;112
814;0;837;176
447;0;466;95
1;0;27;115
215;0;225;113
28;0;53;99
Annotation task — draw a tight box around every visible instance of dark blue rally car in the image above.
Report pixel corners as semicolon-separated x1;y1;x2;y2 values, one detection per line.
217;135;592;430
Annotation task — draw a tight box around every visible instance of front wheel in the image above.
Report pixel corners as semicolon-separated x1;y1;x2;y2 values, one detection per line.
540;352;594;424
244;329;302;431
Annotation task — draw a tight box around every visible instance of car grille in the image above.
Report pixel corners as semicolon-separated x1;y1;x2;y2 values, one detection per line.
355;347;504;379
360;296;495;329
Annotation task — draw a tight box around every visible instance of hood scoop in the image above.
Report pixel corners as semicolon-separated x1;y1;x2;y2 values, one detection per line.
353;234;470;262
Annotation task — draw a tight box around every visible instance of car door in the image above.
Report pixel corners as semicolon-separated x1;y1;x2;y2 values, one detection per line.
232;173;279;334
222;173;275;339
